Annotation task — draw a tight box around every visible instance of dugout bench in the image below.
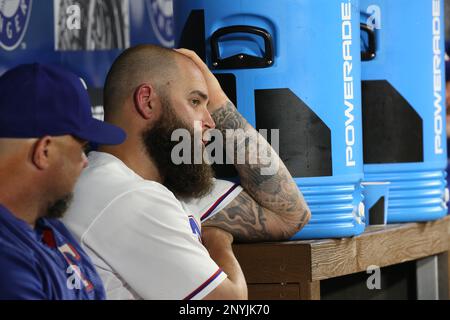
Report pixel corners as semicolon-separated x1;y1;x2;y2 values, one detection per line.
233;215;450;300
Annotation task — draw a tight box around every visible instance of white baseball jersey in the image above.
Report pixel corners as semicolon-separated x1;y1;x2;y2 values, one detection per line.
62;151;242;300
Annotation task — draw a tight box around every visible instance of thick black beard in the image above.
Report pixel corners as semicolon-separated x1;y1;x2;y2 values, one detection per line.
142;101;214;200
46;194;73;219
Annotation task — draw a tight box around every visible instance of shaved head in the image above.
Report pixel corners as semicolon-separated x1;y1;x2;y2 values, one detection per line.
101;45;215;198
104;44;183;120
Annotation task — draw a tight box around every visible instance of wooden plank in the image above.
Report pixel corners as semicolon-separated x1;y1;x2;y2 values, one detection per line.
311;217;450;281
309;238;358;281
234;216;450;286
247;284;300;300
357;218;449;274
299;281;320;300
233;243;312;283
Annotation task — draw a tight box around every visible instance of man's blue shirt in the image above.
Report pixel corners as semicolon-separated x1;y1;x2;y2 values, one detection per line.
0;204;105;300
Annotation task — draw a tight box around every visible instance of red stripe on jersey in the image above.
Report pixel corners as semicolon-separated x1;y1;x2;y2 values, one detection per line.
183;268;224;300
42;229;56;248
200;184;240;221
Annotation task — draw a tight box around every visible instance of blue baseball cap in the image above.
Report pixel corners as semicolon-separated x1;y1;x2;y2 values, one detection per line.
0;63;126;145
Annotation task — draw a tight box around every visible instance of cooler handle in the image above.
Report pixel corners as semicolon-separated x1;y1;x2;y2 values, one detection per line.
210;25;274;69
360;23;376;61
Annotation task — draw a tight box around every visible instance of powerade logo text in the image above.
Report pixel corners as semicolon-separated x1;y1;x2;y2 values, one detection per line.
341;1;356;167
432;0;444;155
147;0;174;47
0;0;32;50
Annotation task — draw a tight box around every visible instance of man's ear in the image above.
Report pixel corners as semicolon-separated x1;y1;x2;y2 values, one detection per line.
134;84;160;120
32;136;52;170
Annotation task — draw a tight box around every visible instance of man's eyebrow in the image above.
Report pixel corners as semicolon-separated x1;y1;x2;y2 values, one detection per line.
189;90;209;101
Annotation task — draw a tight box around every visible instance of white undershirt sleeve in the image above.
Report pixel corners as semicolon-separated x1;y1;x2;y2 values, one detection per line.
180;179;243;223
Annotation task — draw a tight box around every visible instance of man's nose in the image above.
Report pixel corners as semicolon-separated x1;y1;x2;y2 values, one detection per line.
81;152;89;169
202;107;216;129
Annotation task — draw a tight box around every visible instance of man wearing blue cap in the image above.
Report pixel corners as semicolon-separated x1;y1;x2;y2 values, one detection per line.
0;63;126;299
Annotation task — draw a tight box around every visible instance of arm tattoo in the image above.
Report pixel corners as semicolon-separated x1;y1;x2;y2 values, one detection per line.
205;101;311;242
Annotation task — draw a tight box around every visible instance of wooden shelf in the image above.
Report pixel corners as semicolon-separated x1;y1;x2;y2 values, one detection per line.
233;215;450;300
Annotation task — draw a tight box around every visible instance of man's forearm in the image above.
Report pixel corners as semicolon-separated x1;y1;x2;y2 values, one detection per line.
202;228;248;300
206;244;247;299
174;48;310;240
211;100;310;230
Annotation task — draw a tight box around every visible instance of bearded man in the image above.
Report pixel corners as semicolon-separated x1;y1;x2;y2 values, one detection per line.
63;45;311;300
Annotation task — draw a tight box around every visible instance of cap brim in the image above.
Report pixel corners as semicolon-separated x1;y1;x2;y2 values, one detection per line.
75;119;126;145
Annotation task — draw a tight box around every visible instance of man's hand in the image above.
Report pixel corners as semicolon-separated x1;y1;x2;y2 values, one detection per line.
174;48;229;112
202;226;234;249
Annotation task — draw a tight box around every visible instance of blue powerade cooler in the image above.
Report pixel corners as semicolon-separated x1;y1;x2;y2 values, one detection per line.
360;0;448;223
174;0;366;239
